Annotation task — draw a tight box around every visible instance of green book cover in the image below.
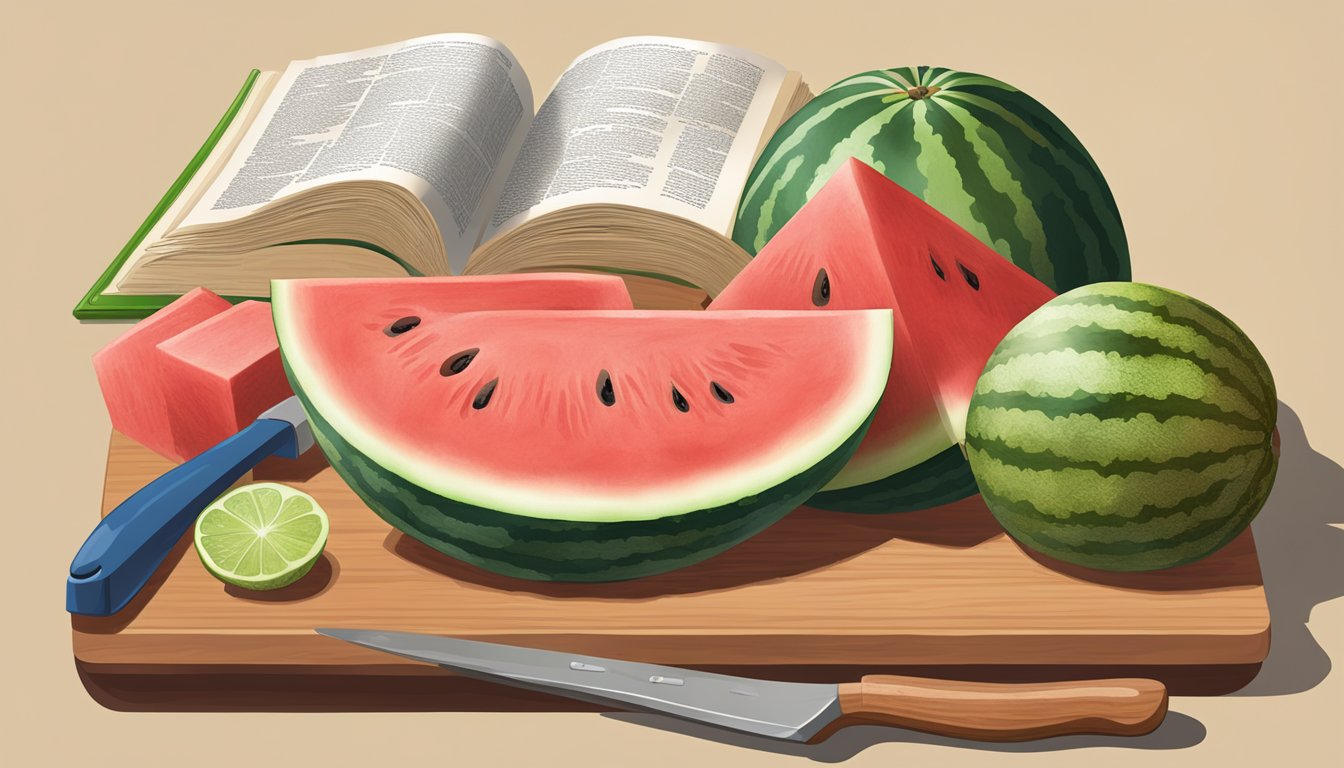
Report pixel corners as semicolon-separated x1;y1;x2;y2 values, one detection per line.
72;71;262;320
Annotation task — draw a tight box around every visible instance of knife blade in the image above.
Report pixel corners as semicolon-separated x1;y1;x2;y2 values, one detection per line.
68;396;314;616
317;628;1168;743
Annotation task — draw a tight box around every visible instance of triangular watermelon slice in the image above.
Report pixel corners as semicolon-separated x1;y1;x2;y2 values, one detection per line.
274;277;893;581
713;158;1055;509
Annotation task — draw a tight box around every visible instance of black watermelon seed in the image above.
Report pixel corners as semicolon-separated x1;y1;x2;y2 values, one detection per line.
440;349;479;377
384;316;421;336
472;378;498;410
812;268;830;306
710;381;734;404
930;254;946;280
597;370;615;406
957;262;980;290
671;385;690;412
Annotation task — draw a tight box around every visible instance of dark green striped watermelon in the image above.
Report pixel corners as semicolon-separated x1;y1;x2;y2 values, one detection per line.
966;282;1277;571
273;276;892;581
733;66;1131;510
736;66;1129;292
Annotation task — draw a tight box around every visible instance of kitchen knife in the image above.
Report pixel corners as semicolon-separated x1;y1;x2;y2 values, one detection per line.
68;396;315;616
317;628;1168;743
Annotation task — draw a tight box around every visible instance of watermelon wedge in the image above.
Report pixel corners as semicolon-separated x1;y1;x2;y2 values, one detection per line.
274;281;892;581
713;158;1055;512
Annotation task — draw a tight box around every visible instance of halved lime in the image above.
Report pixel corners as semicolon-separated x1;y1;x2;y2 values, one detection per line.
194;482;329;591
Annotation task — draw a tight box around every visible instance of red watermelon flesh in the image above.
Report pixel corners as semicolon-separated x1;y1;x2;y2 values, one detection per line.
713;158;1055;490
93;287;231;460
276;303;891;521
278;273;637;309
156;300;293;462
271;273;635;365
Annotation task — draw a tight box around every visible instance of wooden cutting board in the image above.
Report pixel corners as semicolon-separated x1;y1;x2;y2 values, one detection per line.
73;432;1270;710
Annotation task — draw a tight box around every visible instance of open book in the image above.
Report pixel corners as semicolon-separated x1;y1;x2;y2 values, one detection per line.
75;34;811;318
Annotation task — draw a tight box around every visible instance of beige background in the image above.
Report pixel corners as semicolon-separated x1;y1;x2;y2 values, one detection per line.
3;0;1340;764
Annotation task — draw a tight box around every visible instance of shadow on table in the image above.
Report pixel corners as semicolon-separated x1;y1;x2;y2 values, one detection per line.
1231;401;1343;696
602;710;1207;759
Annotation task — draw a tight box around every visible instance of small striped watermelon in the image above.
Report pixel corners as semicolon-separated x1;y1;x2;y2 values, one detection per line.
735;66;1130;293
966;282;1277;571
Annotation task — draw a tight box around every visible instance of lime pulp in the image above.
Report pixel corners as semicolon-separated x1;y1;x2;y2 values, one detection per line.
194;482;329;591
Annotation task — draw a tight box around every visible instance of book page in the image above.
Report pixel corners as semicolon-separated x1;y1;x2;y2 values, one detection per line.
480;37;787;244
180;34;533;270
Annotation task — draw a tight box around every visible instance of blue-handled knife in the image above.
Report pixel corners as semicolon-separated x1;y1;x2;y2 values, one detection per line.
68;396;315;616
317;629;1168;742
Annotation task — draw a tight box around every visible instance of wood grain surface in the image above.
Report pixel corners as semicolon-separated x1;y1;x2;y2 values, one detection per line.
72;432;1270;704
826;675;1168;742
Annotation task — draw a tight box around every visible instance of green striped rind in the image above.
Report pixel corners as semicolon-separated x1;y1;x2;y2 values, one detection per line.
965;282;1277;571
810;444;979;513
736;66;1129;293
293;371;877;582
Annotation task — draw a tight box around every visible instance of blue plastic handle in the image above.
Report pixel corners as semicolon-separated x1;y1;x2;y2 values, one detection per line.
67;418;299;616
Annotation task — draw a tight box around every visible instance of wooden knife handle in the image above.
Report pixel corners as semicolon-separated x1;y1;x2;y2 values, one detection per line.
814;675;1167;743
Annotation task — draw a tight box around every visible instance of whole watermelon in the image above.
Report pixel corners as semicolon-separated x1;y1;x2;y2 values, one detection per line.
735;65;1131;510
965;283;1277;572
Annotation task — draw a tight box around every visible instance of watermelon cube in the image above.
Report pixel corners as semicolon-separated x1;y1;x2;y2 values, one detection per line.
93;287;231;460
156;300;294;462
